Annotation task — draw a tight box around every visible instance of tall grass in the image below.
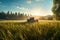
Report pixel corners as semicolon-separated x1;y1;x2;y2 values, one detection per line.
0;22;60;40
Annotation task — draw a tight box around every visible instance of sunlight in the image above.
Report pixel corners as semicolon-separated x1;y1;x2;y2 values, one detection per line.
30;8;46;16
29;8;53;16
32;11;40;16
30;8;42;16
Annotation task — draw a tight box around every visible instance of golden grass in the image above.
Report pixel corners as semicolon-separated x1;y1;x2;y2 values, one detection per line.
0;20;60;40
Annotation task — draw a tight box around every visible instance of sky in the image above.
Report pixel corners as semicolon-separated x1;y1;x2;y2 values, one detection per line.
0;0;53;16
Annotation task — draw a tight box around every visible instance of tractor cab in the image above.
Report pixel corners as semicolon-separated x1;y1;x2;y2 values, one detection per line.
27;17;38;22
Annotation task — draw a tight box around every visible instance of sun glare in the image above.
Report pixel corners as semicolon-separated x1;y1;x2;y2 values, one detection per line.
30;8;41;16
32;12;40;16
30;8;53;16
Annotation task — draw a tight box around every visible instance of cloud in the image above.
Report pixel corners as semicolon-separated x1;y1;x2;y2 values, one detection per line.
17;6;29;11
26;0;43;4
17;6;25;10
35;0;44;2
35;0;40;2
0;2;6;7
0;5;6;7
0;2;2;4
0;5;1;6
16;6;30;13
26;0;32;4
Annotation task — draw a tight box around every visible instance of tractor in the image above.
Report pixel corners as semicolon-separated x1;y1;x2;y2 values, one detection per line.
27;17;38;22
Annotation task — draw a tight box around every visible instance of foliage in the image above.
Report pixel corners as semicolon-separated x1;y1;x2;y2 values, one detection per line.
0;21;60;40
0;11;28;20
52;0;60;20
0;11;53;20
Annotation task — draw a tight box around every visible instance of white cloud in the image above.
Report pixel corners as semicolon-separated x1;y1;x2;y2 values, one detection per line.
35;0;40;2
17;6;30;14
17;6;25;10
17;6;29;11
26;0;32;4
35;0;44;2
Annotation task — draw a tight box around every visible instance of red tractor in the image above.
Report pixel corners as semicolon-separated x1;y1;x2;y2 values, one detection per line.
27;17;38;22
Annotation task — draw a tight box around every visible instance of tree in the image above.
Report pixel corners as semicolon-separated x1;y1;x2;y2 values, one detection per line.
52;0;60;20
15;12;17;16
7;11;9;14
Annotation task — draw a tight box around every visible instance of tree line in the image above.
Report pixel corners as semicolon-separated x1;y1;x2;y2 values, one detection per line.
0;11;30;20
0;11;54;20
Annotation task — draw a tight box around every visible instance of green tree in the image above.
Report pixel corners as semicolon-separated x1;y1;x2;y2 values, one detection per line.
52;0;60;20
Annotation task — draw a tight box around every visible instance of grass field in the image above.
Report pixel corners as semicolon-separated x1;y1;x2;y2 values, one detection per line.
0;20;60;22
0;20;60;40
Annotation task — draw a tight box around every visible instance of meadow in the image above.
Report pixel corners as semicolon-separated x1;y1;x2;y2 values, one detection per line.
0;20;60;40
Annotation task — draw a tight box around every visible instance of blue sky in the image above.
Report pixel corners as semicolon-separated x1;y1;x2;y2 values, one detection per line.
0;0;53;16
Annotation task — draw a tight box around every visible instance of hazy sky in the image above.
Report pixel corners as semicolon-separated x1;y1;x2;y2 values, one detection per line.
0;0;53;16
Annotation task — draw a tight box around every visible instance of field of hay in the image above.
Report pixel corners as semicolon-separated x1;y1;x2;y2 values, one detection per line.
0;20;60;40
